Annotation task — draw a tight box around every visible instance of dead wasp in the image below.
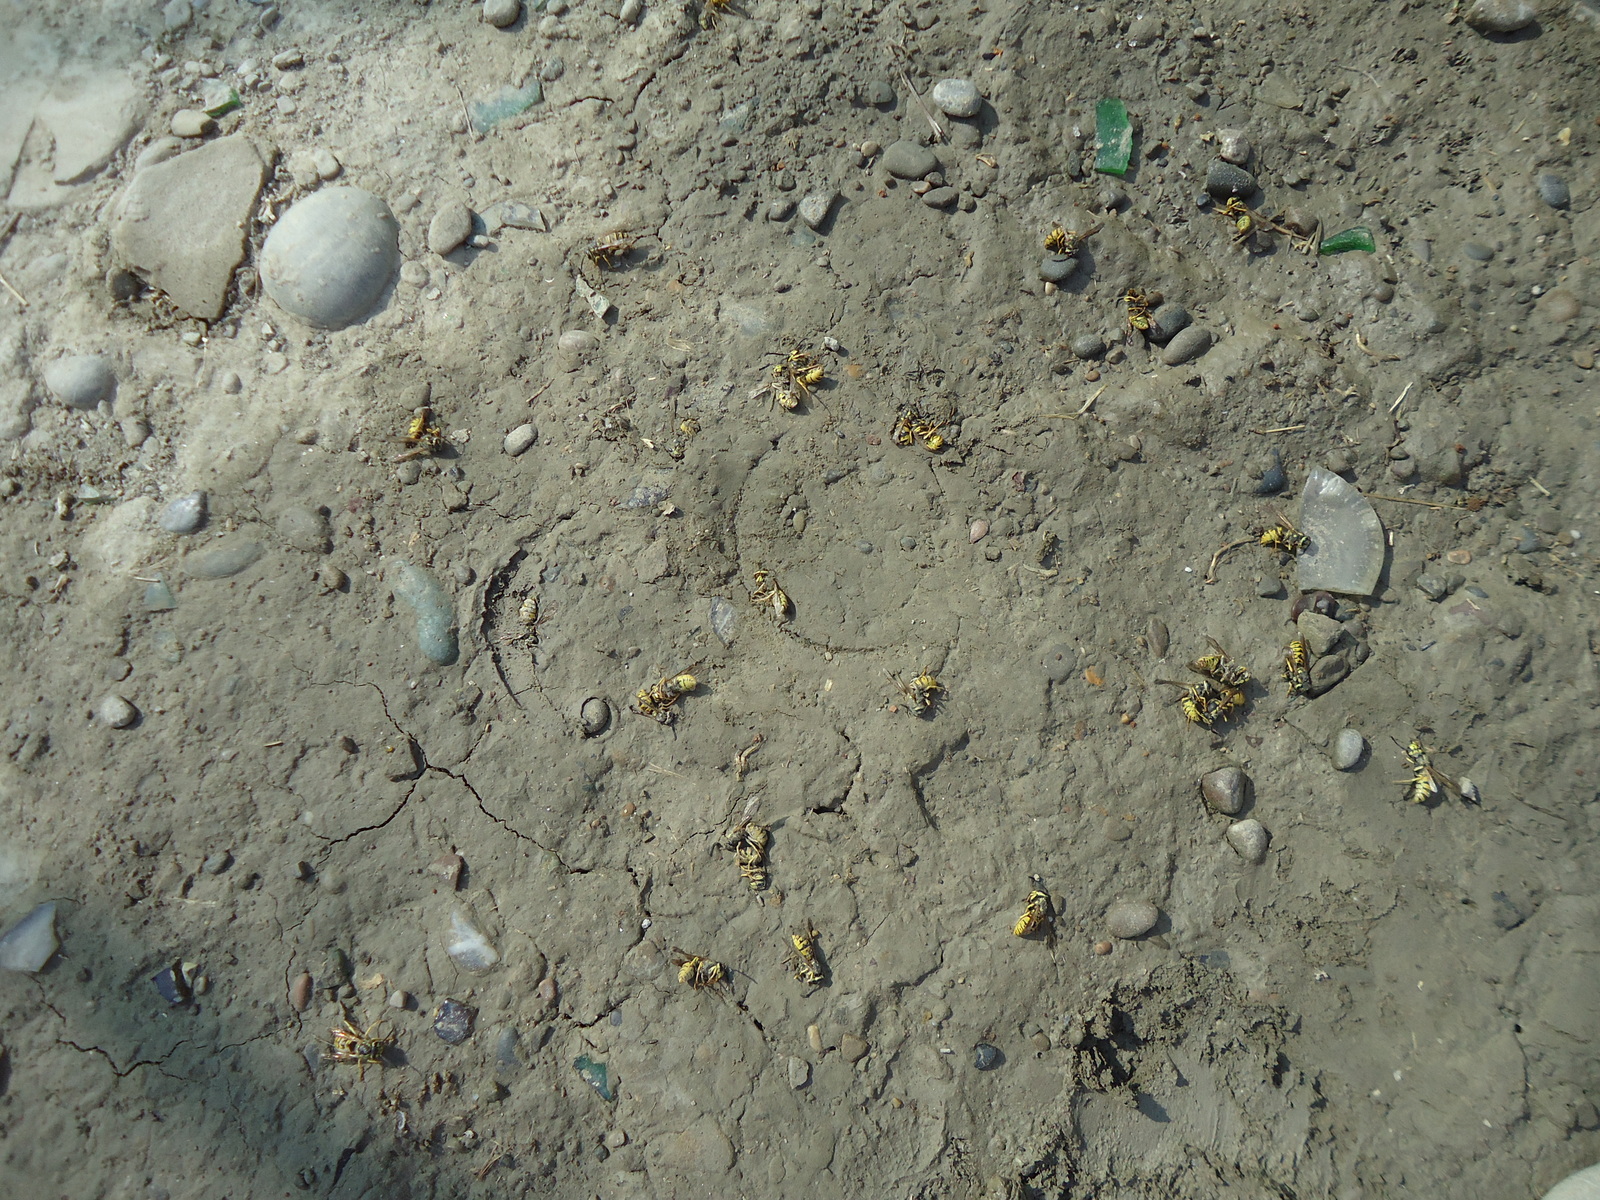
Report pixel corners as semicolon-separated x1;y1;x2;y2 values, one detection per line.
721;816;771;892
1216;197;1261;246
1393;737;1464;805
1123;287;1160;332
910;415;948;452
634;670;697;723
889;669;944;715
749;566;792;622
670;948;728;991
1282;636;1313;696
326;1014;397;1081
698;0;740;28
1012;889;1054;941
891;407;919;447
783;923;826;986
1044;221;1100;255
1188;636;1252;689
762;347;825;412
395;405;447;463
500;594;553;647
1255;512;1311;554
890;403;950;451
585;231;641;270
1157;678;1236;729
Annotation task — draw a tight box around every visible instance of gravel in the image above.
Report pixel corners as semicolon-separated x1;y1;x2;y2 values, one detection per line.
260;187;400;328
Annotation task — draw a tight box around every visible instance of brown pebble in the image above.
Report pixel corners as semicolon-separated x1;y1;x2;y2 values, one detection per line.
290;970;313;1011
1093;940;1113;956
537;976;558;1005
427;852;464;890
1573;348;1595;370
839;1033;870;1063
620;801;637;817
1084;369;1101;382
1445;549;1472;565
1031;1031;1052;1052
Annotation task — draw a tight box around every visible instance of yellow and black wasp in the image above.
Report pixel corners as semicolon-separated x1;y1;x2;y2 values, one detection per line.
750;566;792;622
1255;512;1311;554
1188;636;1251;690
635;670;697;723
1393;737;1466;805
721;811;771;892
671;948;728;992
1123;287;1159;332
783;924;827;987
890;669;944;715
1216;197;1261;247
1282;637;1312;696
1012;888;1055;944
585;231;640;270
1044;221;1100;255
1157;678;1235;729
396;405;447;463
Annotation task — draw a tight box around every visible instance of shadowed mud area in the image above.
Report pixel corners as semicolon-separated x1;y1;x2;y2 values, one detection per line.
0;0;1597;1196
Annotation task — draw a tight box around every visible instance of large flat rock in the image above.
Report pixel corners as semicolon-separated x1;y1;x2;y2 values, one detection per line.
112;135;267;321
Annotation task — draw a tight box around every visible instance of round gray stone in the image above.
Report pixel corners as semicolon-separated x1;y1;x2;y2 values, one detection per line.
1535;172;1570;210
1038;254;1079;283
503;423;538;456
798;190;838;230
882;140;939;180
96;694;138;729
1160;326;1213;365
1332;729;1367;771
1217;128;1251;165
1464;0;1534;33
1105;899;1160;939
920;186;958;209
483;0;521;26
1071;333;1106;359
428;201;473;256
43;355;116;409
1200;766;1250;815
930;78;981;118
260;186;401;329
1225;819;1269;863
1205;161;1256;199
1148;302;1191;344
158;491;207;534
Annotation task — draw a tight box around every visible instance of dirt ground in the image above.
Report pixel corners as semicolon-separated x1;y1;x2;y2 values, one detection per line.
0;0;1598;1196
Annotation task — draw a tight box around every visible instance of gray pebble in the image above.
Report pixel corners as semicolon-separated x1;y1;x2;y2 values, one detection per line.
1309;654;1349;695
1462;241;1494;262
1216;128;1251;165
186;540;263;579
579;697;611;737
202;850;232;874
1296;611;1344;657
1200;766;1250;815
1255;577;1282;599
43;355;116;409
428;201;473;256
930;78;981;118
766;199;795;222
865;80;895;107
558;329;600;354
396;460;422;486
483;0;520;26
973;1043;1001;1070
865;462;892;486
1332;728;1366;771
158;492;207;534
260;187;400;329
788;1055;811;1089
1205;161;1256;199
797;189;838;231
1535;172;1570;210
1148;302;1190;344
920;186;958;209
618;0;643;23
170;109;214;139
882;140;938;179
1464;0;1534;33
433;999;475;1045
1416;572;1448;601
1160;326;1213;365
1071;333;1105;359
96;694;138;729
389;989;411;1010
1225;819;1269;864
1039;254;1079;283
1105;899;1160;939
503;423;538;456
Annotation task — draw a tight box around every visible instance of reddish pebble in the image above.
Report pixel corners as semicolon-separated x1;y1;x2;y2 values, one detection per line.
537;976;558;1005
290;970;313;1011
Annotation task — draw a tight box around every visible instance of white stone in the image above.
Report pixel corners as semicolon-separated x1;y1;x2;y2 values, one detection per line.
0;902;58;972
96;693;138;729
1105;898;1159;939
503;423;538;456
930;78;982;118
428;201;473;256
1225;819;1269;863
484;0;521;27
787;1055;810;1089
42;355;115;409
260;187;400;329
1217;128;1251;165
558;329;600;354
797;190;838;231
1464;0;1534;33
1332;729;1366;771
158;491;207;534
170;109;215;139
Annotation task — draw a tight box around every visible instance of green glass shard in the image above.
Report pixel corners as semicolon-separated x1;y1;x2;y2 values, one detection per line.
469;81;543;132
1318;226;1376;255
574;1055;614;1101
1094;98;1132;177
203;88;242;118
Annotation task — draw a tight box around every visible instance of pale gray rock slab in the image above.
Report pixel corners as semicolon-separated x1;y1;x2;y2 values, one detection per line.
112;135;267;321
35;72;142;184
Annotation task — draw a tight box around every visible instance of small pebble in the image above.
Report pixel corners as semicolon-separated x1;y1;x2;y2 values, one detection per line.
558;329;600;354
1200;766;1250;815
1038;254;1079;283
1332;728;1366;770
787;1056;811;1089
920;186;958;209
96;694;138;729
503;423;538;456
1464;0;1534;33
1225;819;1269;864
1216;128;1251;165
1538;289;1581;323
158;491;207;534
483;0;520;26
43;355;116;409
798;189;838;230
1160;326;1213;365
859;140;881;158
433;999;475;1045
1071;333;1106;359
1147;617;1169;659
1255;577;1282;599
807;1023;824;1054
388;989;410;1009
619;0;643;22
973;1043;1001;1071
170;109;215;138
1205;161;1256;199
579;697;611;737
202;850;231;875
839;1033;870;1063
1105;898;1160;939
930;78;982;118
1461;241;1494;262
1535;172;1570;210
969;519;989;543
1296;611;1344;657
1253;448;1287;495
1148;302;1191;344
290;970;313;1011
881;140;939;179
428;202;473;256
1446;549;1473;565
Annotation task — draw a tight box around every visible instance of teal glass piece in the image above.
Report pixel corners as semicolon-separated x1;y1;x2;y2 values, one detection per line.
1094;98;1132;176
1318;226;1376;255
470;81;543;132
574;1055;614;1101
